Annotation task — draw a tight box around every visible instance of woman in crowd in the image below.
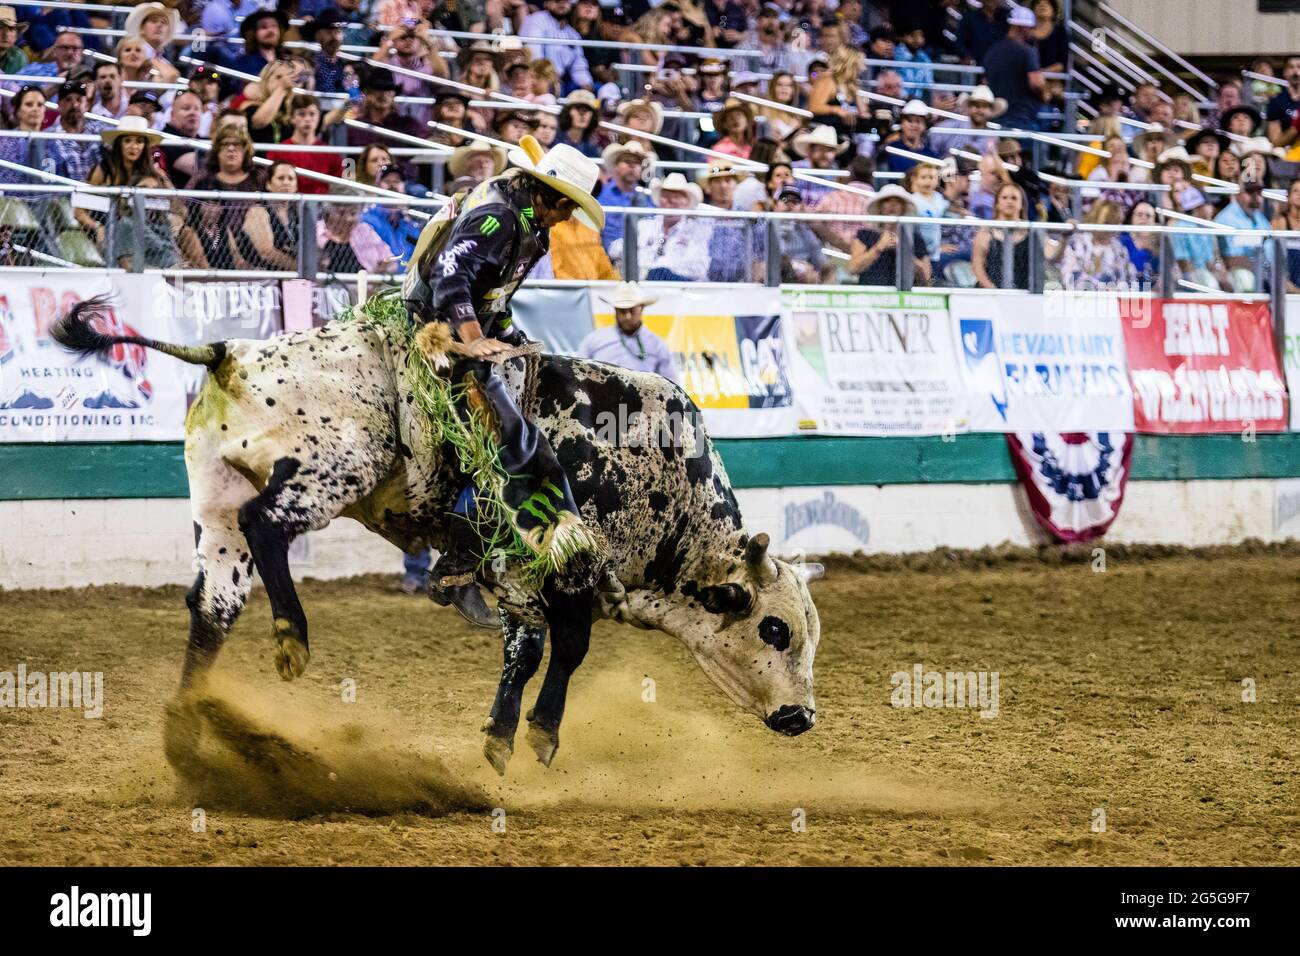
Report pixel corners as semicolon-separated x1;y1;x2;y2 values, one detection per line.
557;91;601;158
1030;0;1068;74
355;144;396;187
1060;199;1137;291
316;200;398;275
530;110;559;147
756;73;803;143
528;59;560;105
808;47;868;138
711;99;756;160
972;182;1031;290
1076;115;1123;179
1270;178;1300;292
112;172;208;270
849;185;932;287
1215;149;1241;188
570;0;619;90
76;117;170;245
1120;199;1160;287
115;34;178;86
0;86;49;184
236;160;299;271
188;125;262;270
243;60;299;145
748;160;795;212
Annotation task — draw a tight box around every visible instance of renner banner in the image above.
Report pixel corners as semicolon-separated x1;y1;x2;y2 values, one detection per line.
951;293;1135;432
0;273;187;442
1121;299;1288;433
783;288;966;435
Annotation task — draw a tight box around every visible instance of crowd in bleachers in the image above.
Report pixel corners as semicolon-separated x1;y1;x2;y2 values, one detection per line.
1;0;1299;292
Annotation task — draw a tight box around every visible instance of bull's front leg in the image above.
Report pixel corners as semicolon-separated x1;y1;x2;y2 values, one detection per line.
482;610;546;775
525;586;594;767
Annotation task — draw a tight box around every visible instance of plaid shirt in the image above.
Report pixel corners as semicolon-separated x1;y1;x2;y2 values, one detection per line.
47;118;105;182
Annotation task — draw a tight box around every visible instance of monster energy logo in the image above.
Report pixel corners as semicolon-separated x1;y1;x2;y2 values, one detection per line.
479;215;501;236
519;207;533;233
518;479;565;525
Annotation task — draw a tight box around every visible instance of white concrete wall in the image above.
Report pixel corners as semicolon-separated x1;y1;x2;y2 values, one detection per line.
3;479;1297;590
1104;0;1300;58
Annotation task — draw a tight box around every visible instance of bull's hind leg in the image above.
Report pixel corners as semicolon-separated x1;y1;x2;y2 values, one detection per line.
482;611;546;775
525;586;594;767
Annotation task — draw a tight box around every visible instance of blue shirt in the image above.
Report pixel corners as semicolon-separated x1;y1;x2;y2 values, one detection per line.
1171;225;1216;270
597;180;642;252
362;205;422;267
1213;202;1271;258
576;324;678;383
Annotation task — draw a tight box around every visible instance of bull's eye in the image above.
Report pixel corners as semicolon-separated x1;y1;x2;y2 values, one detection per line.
758;615;790;652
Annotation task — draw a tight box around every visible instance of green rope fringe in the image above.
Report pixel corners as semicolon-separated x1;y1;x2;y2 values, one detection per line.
339;290;599;589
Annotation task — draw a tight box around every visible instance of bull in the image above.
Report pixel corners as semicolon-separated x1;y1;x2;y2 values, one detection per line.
52;297;821;774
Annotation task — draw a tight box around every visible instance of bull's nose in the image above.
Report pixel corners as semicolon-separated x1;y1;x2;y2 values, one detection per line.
765;704;815;736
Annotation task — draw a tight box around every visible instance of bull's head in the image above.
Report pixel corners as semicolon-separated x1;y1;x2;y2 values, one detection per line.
625;533;821;736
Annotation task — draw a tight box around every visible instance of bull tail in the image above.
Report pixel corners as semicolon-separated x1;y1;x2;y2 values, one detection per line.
51;295;227;370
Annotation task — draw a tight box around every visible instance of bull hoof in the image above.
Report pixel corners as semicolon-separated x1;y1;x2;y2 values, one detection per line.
273;622;310;681
525;722;559;767
482;733;513;776
162;695;202;774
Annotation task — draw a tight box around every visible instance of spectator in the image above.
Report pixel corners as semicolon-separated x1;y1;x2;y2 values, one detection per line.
0;86;49;185
812;152;875;252
123;3;180;62
955;0;1009;65
456;43;501;133
1120;199;1159;287
598;140;650;252
90;62;129;121
849;184;931;286
77;116;167;243
837;0;869;48
808;46;868;139
1271;179;1300;292
698;162;758;282
1128;82;1163;125
1128;127;1174;184
362;164;422;267
1215;149;1241;185
903;161;948;259
113;172;205;270
304;9;348;94
936;158;979;285
578;283;678;382
267;95;343;194
969;147;1010;219
705;0;749;49
1186;127;1226;180
883;100;939;174
1247;57;1278;111
711;99;756;160
540;214;621;280
226;10;287;78
894;25;934;101
345;70;421;147
865;25;896;63
429;91;471;148
772;186;833;283
14;29;84;84
355;143;396;187
447;140;506;187
187;66;223;136
126;90;165;130
694;58;731;116
114;34;178;87
557;89;601;158
527;59;560;105
1060;200;1136;291
929;84;1007;159
520;0;594;93
1221;104;1261;139
791;124;848;206
378;25;445;131
317;201;398;274
530;111;559;147
492;109;533;146
0;7;27;74
614;98;664;160
1029;0;1067;73
984;5;1044;132
628;172;710;281
749;158;795;212
1266;55;1300;152
571;0;620;90
503;61;533;100
242;60;297;145
189;125;262;269
158;91;205;189
972;181;1030;289
753;72;801;142
1214;173;1272;291
47;80;105;182
742;4;800;75
1204;80;1242;131
1171;188;1223;288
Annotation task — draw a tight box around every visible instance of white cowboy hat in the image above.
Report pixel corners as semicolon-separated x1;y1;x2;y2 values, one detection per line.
508;136;605;232
560;89;600;110
964;84;1008;118
696;160;743;184
1155;145;1193;167
649;172;702;208
124;2;181;40
101;114;164;146
448;140;506;179
791;124;849;158
1233;136;1285;160
616;98;665;135
900;99;930;119
1007;4;1036;27
601;139;649;173
866;183;916;216
600;281;658;310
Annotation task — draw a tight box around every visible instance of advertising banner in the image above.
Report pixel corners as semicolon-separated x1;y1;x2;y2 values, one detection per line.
1284;297;1300;431
0;273;187;441
1121;299;1287;433
783;288;965;435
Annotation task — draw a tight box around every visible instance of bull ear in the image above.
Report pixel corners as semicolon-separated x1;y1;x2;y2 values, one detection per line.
697;583;753;615
744;532;779;587
796;562;825;583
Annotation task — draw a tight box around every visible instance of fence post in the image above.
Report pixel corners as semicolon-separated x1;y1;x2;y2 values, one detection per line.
129;190;146;273
623;212;638;281
298;197;319;279
1000;228;1015;290
104;200;117;269
1159;230;1175;298
1271;234;1287;362
1027;227;1044;294
897;221;914;291
766;217;781;288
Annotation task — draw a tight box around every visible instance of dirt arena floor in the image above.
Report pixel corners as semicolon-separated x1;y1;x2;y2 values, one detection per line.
1;542;1296;866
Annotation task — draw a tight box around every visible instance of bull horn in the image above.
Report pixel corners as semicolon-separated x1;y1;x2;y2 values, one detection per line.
744;532;778;587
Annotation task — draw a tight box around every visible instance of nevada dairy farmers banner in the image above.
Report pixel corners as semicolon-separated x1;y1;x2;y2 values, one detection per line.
0;273;187;441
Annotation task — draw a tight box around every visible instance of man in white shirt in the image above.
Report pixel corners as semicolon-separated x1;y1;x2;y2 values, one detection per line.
626;173;711;282
578;282;679;383
90;61;129;121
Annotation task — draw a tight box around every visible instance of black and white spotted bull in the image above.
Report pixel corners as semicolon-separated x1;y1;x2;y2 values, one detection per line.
52;298;821;774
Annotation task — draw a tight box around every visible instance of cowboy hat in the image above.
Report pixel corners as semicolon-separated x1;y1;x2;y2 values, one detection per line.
1007;4;1036;27
697;58;728;76
963;84;1008;118
1156;145;1193;167
101;114;164;146
791;124;849;157
1131;126;1174;155
1185;126;1228;155
616;98;664;135
239;8;289;42
1218;105;1261;134
599;281;658;310
696;160;743;185
448;140;506;179
601;139;649;173
649;172;702;208
1233;136;1285;160
124;2;181;40
731;71;764;88
714;97;753;133
302;8;347;42
361;68;399;93
560;89;600;110
456;39;501;71
508;136;606;232
0;6;27;32
866;183;916;216
899;98;929;119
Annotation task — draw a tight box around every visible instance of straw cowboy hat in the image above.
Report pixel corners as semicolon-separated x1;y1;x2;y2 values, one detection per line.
508;136;606;232
714;97;753;133
456;39;502;70
1131;126;1175;155
615;98;664;135
649;172;703;208
0;6;27;34
560;89;600;110
1156;145;1193;168
791;124;849;157
448;140;506;179
963;84;1007;118
866;183;916;216
101;114;164;147
599;282;658;310
1233;136;1285;160
696;160;743;185
124;2;181;40
601;139;650;173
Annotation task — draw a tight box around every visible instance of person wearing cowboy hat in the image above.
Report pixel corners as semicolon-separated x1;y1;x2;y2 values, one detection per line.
345;68;422;147
558;89;602;158
929;84;1007;159
697;161;761;282
302;9;348;94
883;99;939;174
849;184;932;287
223;8;289;78
577;283;678;383
1233;137;1283;186
615;98;665;137
1220;104;1261;140
790;125;848;206
493;109;534;146
693;57;730;115
0;6;30;74
1127;126;1175;183
1214;169;1273;288
447;140;507;185
1186;127;1228;178
403;136;607;622
597;140;650;251
620;172;710;282
124;2;181;53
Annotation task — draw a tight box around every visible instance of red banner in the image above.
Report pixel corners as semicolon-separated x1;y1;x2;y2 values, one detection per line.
1120;299;1288;433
